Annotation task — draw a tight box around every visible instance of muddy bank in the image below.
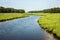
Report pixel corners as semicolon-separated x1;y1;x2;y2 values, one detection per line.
44;30;57;40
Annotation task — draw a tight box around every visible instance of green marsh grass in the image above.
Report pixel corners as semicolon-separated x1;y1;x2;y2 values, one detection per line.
0;13;29;22
37;13;60;37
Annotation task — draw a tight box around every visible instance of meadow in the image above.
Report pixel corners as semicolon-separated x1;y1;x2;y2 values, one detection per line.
0;13;29;22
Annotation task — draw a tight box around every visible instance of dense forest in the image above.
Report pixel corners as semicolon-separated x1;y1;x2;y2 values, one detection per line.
0;6;25;13
28;7;60;13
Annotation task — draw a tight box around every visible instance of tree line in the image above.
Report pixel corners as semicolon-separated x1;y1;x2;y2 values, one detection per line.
28;7;60;13
0;6;25;13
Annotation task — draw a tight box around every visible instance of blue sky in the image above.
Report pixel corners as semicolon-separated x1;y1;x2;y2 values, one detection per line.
0;0;60;12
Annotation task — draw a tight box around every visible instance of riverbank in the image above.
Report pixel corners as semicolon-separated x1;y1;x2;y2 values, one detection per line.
0;13;29;22
44;30;57;40
37;13;60;40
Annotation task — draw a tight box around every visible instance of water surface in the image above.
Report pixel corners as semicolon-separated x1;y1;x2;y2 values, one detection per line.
0;16;46;40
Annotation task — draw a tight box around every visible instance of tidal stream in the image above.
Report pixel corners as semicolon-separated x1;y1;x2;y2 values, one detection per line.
0;16;56;40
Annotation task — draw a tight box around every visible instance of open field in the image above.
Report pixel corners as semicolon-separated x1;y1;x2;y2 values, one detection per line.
0;13;29;22
36;13;60;38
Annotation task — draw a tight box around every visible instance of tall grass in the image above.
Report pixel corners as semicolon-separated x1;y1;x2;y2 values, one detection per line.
37;13;60;37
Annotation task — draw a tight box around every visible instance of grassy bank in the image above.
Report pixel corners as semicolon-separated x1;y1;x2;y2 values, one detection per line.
37;13;60;38
0;13;29;22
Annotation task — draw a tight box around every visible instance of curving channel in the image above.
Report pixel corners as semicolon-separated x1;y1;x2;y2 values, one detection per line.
0;16;47;40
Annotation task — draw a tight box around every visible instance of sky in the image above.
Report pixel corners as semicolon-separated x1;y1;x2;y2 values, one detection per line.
0;0;60;12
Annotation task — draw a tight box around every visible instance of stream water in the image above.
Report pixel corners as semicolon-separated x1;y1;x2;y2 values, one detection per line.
0;16;46;40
